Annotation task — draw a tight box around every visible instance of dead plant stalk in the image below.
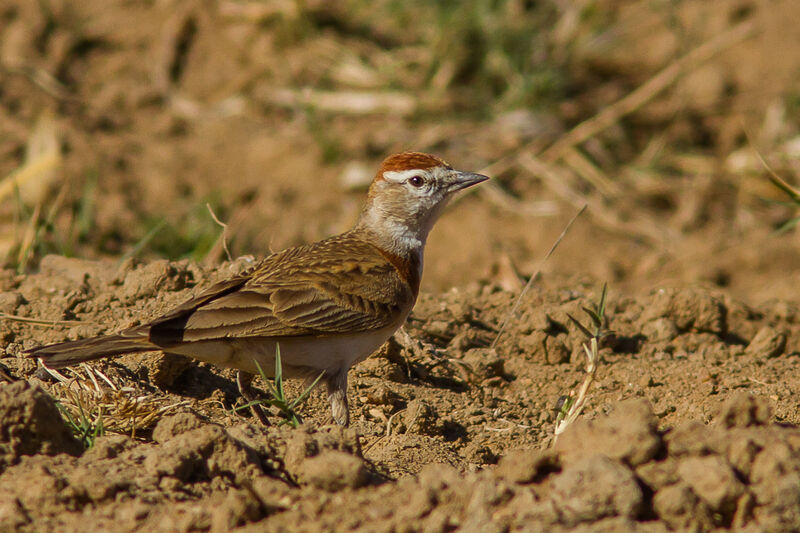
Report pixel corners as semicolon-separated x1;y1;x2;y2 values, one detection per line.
553;284;608;445
491;204;586;349
552;336;598;444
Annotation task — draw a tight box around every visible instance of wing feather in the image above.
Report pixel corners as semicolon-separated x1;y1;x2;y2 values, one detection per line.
146;234;414;346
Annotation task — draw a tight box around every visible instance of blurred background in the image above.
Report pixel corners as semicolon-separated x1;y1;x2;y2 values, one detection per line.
1;0;798;302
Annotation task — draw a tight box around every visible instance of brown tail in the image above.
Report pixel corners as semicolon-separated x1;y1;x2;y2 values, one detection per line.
25;334;154;369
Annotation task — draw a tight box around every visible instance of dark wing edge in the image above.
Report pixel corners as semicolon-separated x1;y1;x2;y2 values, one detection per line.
145;276;251;344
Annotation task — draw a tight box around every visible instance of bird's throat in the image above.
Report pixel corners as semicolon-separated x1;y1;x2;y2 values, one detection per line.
356;205;430;256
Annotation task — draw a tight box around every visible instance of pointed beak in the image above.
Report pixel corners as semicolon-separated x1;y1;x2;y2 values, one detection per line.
448;170;490;193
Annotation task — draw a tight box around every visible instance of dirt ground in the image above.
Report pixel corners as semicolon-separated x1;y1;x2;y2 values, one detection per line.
2;1;800;532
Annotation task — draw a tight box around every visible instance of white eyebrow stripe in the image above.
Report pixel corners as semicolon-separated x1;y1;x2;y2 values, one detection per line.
382;169;425;183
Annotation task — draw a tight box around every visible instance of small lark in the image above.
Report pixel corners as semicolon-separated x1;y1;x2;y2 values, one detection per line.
26;152;489;426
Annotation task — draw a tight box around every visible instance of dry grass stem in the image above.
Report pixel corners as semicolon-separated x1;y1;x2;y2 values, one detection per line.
363;408;409;455
553;284;608;445
0;312;84;327
0;111;62;204
384;408;405;438
265;88;417;115
478;180;560;217
491;204;586;349
470;18;756;226
518;153;666;245
57;382;178;438
47;363;186;441
752;146;800;202
1;62;74;102
562;147;620;197
15;203;41;268
42;366;70;383
206;202;233;263
80;363;102;393
552;337;598;444
540;19;756;162
90;366;119;391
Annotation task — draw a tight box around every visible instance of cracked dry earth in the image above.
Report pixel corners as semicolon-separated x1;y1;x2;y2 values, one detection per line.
0;255;799;532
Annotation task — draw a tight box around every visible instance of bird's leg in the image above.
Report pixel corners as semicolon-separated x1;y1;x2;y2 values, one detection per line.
326;371;350;426
236;370;270;426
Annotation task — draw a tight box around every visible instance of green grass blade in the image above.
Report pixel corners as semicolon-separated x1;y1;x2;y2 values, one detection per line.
761;198;800;208
240;344;316;426
776;216;800;234
91;408;104;445
582;306;602;327
289;371;325;410
597;283;608;319
767;173;800;203
567;313;593;339
274;344;285;401
77;170;98;242
117;219;167;266
253;359;280;400
233;399;277;412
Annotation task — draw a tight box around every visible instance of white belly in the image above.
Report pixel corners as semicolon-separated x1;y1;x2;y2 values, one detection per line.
167;322;401;378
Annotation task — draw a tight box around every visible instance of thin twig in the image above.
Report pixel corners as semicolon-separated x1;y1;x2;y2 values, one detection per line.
1;63;76;102
363;408;408;454
497;417;532;430
386;408;406;438
42;366;70;383
742;125;800;202
0;312;84;327
491;204;586;349
518;153;665;245
16;203;41;269
206;203;233;262
484;425;514;433
81;363;102;394
561;146;621;197
157;400;192;413
450;176;559;216
91;366;118;391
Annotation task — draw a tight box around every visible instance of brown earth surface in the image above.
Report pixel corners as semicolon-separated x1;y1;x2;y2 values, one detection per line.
2;1;800;532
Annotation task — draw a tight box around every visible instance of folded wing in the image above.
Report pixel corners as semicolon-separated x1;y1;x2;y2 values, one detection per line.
146;234;412;346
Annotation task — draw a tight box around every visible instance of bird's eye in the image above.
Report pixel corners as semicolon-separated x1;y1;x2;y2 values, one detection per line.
408;175;425;187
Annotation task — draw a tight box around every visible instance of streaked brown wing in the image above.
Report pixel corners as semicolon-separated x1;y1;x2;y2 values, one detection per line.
146;234;411;345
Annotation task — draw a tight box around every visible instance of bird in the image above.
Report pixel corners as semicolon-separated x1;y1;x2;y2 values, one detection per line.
25;152;489;426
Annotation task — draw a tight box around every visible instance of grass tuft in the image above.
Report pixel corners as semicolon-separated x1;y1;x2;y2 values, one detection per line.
56;390;105;449
234;344;324;428
45;364;186;444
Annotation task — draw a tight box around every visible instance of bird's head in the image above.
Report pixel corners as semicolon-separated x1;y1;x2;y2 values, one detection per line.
356;152;489;254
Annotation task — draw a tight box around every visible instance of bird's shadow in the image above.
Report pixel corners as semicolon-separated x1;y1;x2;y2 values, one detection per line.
168;364;239;403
